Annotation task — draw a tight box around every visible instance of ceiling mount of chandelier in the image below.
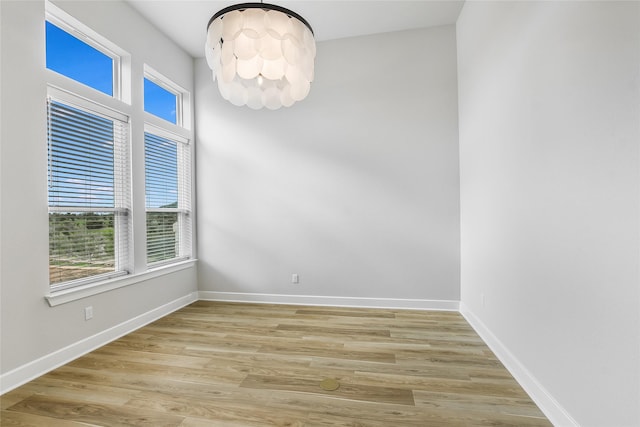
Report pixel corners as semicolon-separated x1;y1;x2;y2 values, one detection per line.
205;2;316;110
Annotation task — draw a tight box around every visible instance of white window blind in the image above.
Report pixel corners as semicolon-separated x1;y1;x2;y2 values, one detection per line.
48;97;130;289
144;131;191;266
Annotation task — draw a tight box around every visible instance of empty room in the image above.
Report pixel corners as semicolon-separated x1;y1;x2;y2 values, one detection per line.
1;1;638;426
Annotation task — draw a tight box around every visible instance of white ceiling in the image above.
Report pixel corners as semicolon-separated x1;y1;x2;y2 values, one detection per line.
127;1;465;58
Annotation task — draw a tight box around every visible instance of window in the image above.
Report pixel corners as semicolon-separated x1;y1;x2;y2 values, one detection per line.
45;3;193;297
47;95;130;288
145;131;191;265
143;67;192;269
144;77;179;124
45;20;117;97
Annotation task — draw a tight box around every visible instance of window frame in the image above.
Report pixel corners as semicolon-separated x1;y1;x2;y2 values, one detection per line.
43;2;195;304
46;87;131;291
142;66;192;269
144;66;184;127
45;3;133;293
144;125;192;268
46;4;123;101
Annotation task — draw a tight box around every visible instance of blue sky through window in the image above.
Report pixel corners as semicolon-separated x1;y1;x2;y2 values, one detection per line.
46;21;113;96
46;21;179;124
144;78;178;124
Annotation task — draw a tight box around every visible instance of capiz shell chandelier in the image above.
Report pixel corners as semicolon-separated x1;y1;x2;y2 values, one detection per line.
205;2;316;110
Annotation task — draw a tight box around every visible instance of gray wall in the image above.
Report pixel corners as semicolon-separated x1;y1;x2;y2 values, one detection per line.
195;25;461;307
0;0;197;378
3;1;639;424
457;2;640;425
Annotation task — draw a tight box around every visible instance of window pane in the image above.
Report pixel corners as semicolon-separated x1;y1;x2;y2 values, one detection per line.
146;212;178;263
46;21;113;96
145;132;190;265
48;102;115;208
49;212;116;284
145;133;178;209
48;98;129;287
144;78;177;124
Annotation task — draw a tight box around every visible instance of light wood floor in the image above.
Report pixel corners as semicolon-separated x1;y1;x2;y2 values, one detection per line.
1;301;551;426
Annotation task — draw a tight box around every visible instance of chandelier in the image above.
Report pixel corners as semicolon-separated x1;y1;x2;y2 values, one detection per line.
205;2;316;110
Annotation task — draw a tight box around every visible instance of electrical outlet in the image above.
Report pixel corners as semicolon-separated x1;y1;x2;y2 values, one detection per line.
292;273;299;284
85;306;93;321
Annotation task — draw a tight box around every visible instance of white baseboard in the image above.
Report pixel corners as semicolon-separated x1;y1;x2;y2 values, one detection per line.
0;291;198;395
459;302;578;427
198;291;460;311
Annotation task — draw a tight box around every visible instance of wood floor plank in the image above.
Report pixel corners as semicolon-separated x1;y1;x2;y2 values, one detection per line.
294;308;396;318
0;410;90;426
5;394;185;426
91;346;212;370
351;370;532;399
413;390;548;418
123;389;310;427
239;374;415;406
66;354;247;386
310;358;473;381
276;324;391;338
0;388;35;411
179;416;305;427
2;376;139;407
256;341;396;364
1;301;551;426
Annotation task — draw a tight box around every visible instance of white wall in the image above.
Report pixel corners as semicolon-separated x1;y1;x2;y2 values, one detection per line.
195;26;460;309
0;0;197;388
457;2;640;426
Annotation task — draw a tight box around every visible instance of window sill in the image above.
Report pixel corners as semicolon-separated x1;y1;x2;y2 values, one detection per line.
45;259;197;307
